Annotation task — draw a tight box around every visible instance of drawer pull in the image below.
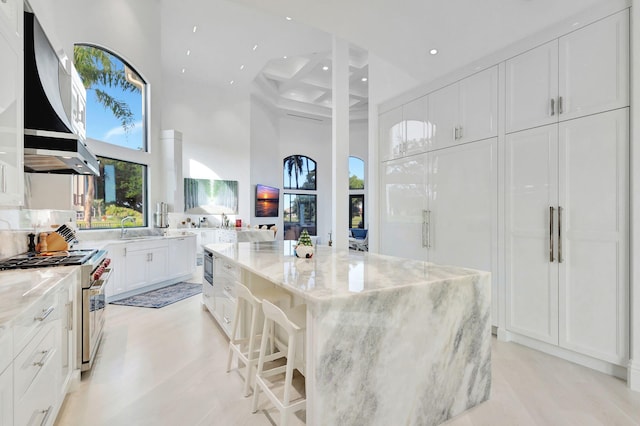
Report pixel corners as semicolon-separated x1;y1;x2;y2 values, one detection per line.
224;286;232;293
33;349;51;367
224;264;232;269
203;293;211;298
35;306;55;322
39;406;53;426
223;316;231;324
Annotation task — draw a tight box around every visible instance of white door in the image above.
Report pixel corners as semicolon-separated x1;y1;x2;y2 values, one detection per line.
105;244;126;298
379;106;404;161
147;246;169;284
379;155;427;261
124;249;148;291
505;124;559;344
403;96;428;155
428;83;459;150
169;238;190;277
458;66;498;144
558;10;629;121
505;40;559;134
557;108;629;365
427;138;498;324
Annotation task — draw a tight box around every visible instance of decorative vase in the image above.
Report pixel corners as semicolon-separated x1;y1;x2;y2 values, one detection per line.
295;244;314;258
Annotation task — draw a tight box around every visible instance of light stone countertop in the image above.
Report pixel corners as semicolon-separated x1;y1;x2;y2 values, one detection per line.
204;240;489;303
0;266;79;326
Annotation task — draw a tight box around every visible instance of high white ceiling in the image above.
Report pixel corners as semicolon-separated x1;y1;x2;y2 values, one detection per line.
161;0;611;116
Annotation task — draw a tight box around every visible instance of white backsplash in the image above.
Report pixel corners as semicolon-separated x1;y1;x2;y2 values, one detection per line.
0;209;77;258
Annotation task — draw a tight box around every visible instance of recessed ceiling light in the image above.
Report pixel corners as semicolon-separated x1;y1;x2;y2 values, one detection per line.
429;49;438;55
181;68;186;73
283;56;288;59
230;80;235;85
192;26;197;33
361;77;368;82
240;64;245;70
285;16;292;21
322;66;329;71
186;49;191;56
572;22;580;27
252;44;258;51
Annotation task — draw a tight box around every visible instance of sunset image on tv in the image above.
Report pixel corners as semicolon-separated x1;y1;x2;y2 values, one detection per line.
255;184;280;217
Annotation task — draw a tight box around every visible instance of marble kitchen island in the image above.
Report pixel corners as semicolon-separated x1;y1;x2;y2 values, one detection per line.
204;241;491;426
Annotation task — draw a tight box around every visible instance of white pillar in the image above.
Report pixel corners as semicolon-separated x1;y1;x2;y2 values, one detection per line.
332;37;350;250
628;0;640;392
160;130;183;213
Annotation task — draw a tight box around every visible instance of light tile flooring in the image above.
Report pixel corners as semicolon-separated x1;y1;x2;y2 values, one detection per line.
55;295;640;426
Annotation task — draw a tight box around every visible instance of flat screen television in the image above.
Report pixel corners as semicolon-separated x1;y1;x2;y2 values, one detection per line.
255;184;280;217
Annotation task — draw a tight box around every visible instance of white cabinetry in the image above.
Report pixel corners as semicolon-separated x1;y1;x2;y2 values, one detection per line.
57;273;76;395
380;139;498;324
429;66;498;149
506;109;629;365
506;10;629;133
0;365;11;426
0;0;23;207
123;240;168;292
168;236;196;278
206;252;238;337
378;106;404;161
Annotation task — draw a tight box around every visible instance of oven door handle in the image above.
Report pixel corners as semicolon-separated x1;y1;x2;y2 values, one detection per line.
90;268;112;293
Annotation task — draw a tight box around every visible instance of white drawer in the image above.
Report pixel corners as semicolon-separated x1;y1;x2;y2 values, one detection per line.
14;321;57;400
218;259;240;280
13;289;59;358
15;357;57;426
218;297;236;336
0;323;12;374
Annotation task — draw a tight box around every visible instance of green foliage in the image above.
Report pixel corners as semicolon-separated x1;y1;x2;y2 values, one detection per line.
349;174;364;189
73;45;141;132
298;229;313;246
105;205;141;219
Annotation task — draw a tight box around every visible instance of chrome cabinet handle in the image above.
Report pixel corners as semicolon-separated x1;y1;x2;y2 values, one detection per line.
453;127;458;140
558;206;563;263
421;210;428;248
549;206;555;262
550;98;555;116
35;306;54;322
558;96;563;114
224;286;232;293
33;349;50;367
39;406;53;426
426;210;432;248
223;316;231;324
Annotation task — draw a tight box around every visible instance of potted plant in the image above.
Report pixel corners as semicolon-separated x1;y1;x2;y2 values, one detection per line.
295;229;314;258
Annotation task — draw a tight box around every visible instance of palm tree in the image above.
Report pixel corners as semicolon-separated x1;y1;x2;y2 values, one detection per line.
73;45;141;132
284;155;304;189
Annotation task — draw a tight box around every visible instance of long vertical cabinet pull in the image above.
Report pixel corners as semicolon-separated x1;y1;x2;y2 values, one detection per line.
557;206;563;263
550;98;555;116
422;210;428;248
426;210;432;248
549;206;555;262
0;164;6;193
558;96;563;114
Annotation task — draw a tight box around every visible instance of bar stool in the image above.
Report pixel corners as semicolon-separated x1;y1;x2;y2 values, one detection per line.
226;282;292;397
251;300;306;426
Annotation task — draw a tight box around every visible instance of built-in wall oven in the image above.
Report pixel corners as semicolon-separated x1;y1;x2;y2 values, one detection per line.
204;250;213;285
81;250;111;371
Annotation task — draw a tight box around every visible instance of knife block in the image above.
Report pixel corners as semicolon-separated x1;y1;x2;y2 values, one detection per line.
45;232;69;252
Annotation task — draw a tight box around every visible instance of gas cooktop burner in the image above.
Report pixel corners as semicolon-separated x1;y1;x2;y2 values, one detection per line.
0;249;98;270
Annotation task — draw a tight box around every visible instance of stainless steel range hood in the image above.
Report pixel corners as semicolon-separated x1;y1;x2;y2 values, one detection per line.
23;11;99;176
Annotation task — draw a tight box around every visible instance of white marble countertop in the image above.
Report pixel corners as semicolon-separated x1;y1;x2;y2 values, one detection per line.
0;266;78;326
74;230;196;250
204;240;489;303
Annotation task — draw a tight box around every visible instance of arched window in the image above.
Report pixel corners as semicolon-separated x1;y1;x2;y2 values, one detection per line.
283;155;317;240
72;44;148;230
349;156;365;229
283;155;316;190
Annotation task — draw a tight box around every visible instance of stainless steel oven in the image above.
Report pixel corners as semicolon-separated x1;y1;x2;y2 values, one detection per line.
204;250;213;285
80;250;111;371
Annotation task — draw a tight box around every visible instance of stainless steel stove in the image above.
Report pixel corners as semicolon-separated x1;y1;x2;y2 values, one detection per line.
0;249;97;270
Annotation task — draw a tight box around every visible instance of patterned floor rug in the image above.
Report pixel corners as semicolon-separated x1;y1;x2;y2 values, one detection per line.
110;282;202;308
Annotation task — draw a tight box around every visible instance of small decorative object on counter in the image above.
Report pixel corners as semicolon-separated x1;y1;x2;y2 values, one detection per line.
328;232;333;247
295;229;314;258
236;219;242;228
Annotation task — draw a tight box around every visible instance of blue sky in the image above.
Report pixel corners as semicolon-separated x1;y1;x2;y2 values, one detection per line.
349;156;364;180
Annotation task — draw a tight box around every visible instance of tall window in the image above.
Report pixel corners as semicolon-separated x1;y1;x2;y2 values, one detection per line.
349;156;365;228
72;44;148;229
283;155;317;239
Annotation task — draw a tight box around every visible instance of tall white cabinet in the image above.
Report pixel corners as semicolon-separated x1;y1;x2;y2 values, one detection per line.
379;6;630;374
0;0;23;206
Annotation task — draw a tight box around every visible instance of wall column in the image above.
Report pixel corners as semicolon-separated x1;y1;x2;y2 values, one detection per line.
160;129;183;213
331;36;350;249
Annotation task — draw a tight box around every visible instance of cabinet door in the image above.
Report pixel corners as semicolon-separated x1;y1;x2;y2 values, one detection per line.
558;10;629;121
378;106;404;161
0;30;23;206
124;249;148;291
0;0;19;40
169;238;190;278
403;96;428;155
505;124;559;344
428;83;458;150
505;40;559;133
147;246;168;284
379;155;427;261
0;366;12;426
458;66;498;144
427;139;498;324
105;244;126;298
558;109;628;364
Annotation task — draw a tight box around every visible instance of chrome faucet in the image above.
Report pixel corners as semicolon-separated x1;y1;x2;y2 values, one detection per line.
120;216;136;238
